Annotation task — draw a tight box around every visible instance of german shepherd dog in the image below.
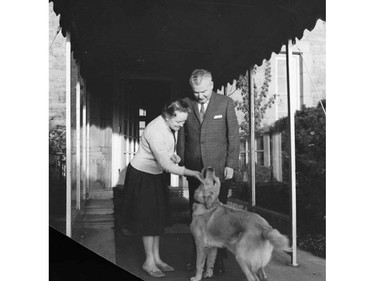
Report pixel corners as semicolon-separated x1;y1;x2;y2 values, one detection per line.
190;167;291;281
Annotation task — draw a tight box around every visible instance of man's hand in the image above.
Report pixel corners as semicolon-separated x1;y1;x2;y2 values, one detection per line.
224;167;234;180
171;154;181;164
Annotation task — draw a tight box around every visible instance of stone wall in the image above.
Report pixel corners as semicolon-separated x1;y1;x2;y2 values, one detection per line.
49;2;66;128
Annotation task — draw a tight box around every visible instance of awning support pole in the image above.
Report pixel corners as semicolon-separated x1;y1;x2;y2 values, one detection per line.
286;40;298;266
248;66;256;209
82;81;87;200
65;32;72;237
85;85;90;199
76;69;81;211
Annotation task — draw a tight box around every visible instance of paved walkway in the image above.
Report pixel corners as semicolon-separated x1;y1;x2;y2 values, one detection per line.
115;228;325;281
70;188;325;281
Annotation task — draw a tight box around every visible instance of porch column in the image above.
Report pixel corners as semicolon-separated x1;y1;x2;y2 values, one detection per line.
286;39;298;266
82;81;87;200
65;32;72;237
75;70;81;211
248;67;256;208
85;85;90;199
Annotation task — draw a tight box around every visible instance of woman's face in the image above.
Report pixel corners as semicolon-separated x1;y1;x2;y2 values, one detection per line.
165;111;188;131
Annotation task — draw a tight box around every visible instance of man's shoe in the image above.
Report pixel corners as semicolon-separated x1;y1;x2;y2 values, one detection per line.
213;258;225;276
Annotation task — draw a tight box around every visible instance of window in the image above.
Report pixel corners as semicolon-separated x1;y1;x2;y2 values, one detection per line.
139;108;147;116
139;108;147;137
275;53;302;119
256;137;264;166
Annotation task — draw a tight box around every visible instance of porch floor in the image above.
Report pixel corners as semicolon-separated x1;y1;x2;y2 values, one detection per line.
69;188;325;281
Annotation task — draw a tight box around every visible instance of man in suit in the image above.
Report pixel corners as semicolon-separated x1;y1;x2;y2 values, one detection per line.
177;69;240;275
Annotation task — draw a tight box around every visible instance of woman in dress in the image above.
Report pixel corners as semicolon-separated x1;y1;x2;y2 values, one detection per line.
121;99;203;278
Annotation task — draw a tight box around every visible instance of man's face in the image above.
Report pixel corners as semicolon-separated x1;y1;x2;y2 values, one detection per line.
191;78;213;104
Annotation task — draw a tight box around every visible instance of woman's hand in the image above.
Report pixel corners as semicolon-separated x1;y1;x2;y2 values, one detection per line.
170;154;181;164
192;171;204;183
184;169;204;183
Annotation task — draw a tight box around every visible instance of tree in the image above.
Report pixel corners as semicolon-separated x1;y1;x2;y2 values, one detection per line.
234;60;277;135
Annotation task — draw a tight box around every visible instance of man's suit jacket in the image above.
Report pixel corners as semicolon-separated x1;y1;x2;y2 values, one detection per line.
177;92;240;180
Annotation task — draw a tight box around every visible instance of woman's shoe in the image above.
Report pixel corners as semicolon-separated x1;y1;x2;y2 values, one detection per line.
142;264;165;278
156;262;175;272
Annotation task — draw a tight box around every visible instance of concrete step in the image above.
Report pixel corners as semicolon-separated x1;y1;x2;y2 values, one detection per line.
74;199;115;229
72;198;116;263
76;221;114;229
75;213;114;223
82;207;113;215
82;199;114;215
49;203;113;231
89;190;113;200
85;199;114;208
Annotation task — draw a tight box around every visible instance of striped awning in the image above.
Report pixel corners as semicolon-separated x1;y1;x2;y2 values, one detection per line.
50;0;325;86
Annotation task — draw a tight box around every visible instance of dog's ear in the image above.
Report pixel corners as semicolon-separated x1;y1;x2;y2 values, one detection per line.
205;174;221;209
201;167;207;177
202;167;214;179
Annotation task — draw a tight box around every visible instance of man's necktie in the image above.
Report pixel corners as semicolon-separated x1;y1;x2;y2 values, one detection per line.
199;103;206;123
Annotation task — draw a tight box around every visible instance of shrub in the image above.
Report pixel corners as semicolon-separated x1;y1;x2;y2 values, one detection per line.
49;125;66;180
298;233;326;258
49;125;66;217
231;101;326;235
271;100;326;234
49;125;66;156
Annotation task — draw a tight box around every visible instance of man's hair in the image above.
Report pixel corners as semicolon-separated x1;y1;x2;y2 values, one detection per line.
189;69;213;86
161;99;191;119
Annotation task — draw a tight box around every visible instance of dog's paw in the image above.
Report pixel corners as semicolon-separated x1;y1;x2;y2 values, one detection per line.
190;276;201;281
203;269;213;278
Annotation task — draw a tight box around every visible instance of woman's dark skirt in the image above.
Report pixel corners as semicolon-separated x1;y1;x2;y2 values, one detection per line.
120;164;169;236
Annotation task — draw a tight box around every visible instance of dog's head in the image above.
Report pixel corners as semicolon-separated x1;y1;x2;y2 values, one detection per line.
194;167;221;209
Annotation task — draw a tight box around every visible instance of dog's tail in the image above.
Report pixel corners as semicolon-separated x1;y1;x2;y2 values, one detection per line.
262;229;291;252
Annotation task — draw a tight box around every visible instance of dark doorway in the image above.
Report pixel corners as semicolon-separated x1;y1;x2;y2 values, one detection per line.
122;79;172;187
125;79;172;125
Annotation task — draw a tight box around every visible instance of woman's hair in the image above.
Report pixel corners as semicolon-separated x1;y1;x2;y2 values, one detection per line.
189;69;212;86
161;99;191;119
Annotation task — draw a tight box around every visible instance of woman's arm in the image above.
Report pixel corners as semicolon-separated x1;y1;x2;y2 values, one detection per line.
183;168;204;183
148;128;186;176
